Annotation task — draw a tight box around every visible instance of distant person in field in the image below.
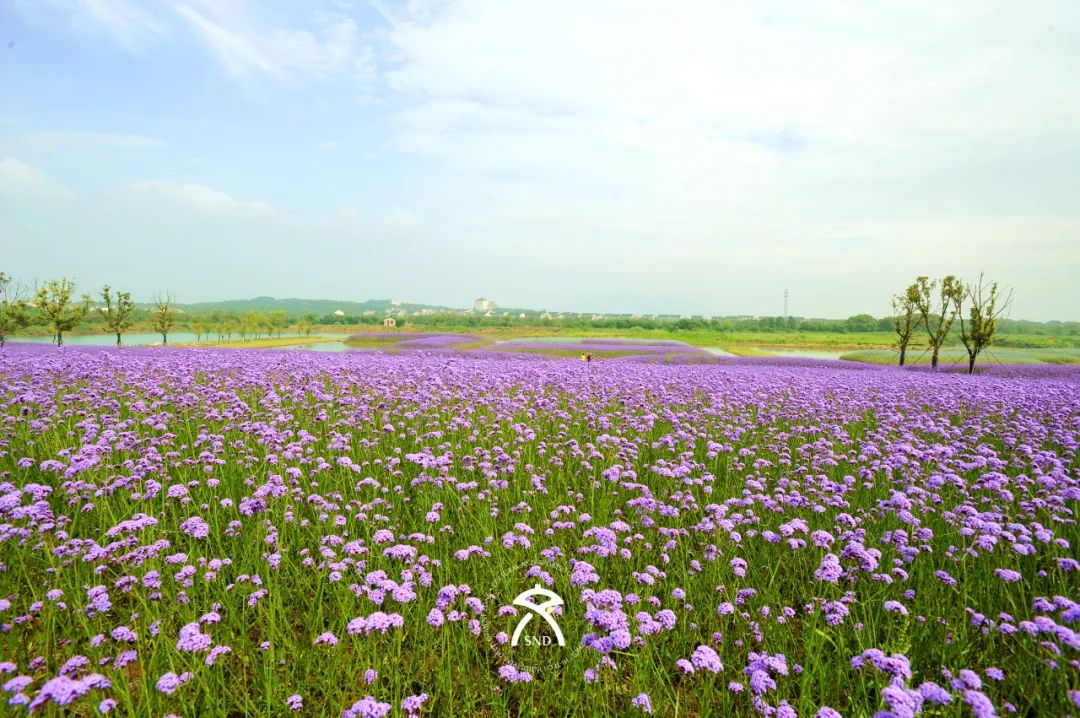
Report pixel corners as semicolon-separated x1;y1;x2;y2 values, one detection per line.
581;352;587;362
586;352;593;363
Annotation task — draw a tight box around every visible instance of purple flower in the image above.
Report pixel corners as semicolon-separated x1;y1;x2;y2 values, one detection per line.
749;670;775;695
3;676;33;693
962;690;996;718
205;645;232;666
286;694;303;711
314;632;339;646
179;516;210;538
401;693;429;717
30;676;90;709
883;600;909;616
690;645;723;674
342;695;391;718
177;622;212;652
631;692;653;713
815;554;843;584
918;681;952;705
497;665;533;683
994;569;1022;583
155;672;189;695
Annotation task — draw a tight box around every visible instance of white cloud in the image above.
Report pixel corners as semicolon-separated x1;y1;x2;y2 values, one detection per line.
15;0;166;50
20;130;165;150
383;1;1080;202
175;3;375;85
375;0;1080;318
383;208;418;231
14;1;376;86
130;179;273;217
0;158;73;200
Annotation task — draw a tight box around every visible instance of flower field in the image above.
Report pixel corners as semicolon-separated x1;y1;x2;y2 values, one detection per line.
1;345;1078;717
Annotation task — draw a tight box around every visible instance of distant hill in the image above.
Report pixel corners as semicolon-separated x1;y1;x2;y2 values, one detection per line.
171;297;455;315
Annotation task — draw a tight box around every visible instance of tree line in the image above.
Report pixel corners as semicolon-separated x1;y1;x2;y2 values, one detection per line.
0;271;1065;359
891;273;1011;373
0;275;178;347
0;274;331;347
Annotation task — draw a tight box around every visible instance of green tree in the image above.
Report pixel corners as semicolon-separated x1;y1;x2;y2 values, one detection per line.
101;285;136;347
911;275;964;369
153;291;176;346
892;288;918;367
959;273;1012;374
35;278;90;347
271;310;287;339
0;273;32;347
844;314;878;332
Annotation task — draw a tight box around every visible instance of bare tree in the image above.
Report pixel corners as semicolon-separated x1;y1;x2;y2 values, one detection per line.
959;273;1012;374
0;273;32;347
892;287;918;366
911;275;964;370
101;285;136;347
153;292;176;346
36;278;90;347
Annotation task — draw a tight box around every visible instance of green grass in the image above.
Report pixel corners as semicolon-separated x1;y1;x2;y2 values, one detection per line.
1;352;1078;715
839;347;1080;366
177;337;334;349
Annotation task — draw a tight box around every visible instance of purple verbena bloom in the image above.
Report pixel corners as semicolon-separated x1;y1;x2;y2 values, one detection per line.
342;695;391;718
631;692;653;713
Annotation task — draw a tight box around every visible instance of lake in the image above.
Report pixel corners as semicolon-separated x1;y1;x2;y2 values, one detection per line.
10;333;349;347
761;348;848;360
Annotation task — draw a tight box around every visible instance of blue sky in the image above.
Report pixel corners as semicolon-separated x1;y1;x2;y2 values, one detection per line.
1;1;1078;320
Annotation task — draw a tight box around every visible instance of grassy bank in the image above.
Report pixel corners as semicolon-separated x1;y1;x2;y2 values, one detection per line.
177;337;336;350
340;326;1079;352
840;347;1080;366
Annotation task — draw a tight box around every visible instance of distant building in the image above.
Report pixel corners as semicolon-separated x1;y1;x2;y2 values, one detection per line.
334;310;345;317
473;297;497;313
383;317;397;328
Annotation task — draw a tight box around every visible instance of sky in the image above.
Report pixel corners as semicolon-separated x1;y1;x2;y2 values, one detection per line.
1;1;1078;320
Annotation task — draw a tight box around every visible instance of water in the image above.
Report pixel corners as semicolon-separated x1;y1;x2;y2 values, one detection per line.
10;333;349;347
9;334;851;361
289;341;351;352
11;332;200;346
761;348;848;361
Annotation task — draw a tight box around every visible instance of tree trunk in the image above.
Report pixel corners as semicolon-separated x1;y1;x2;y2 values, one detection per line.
57;331;63;347
162;333;167;346
898;345;907;367
930;346;939;369
116;332;122;347
968;353;976;375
